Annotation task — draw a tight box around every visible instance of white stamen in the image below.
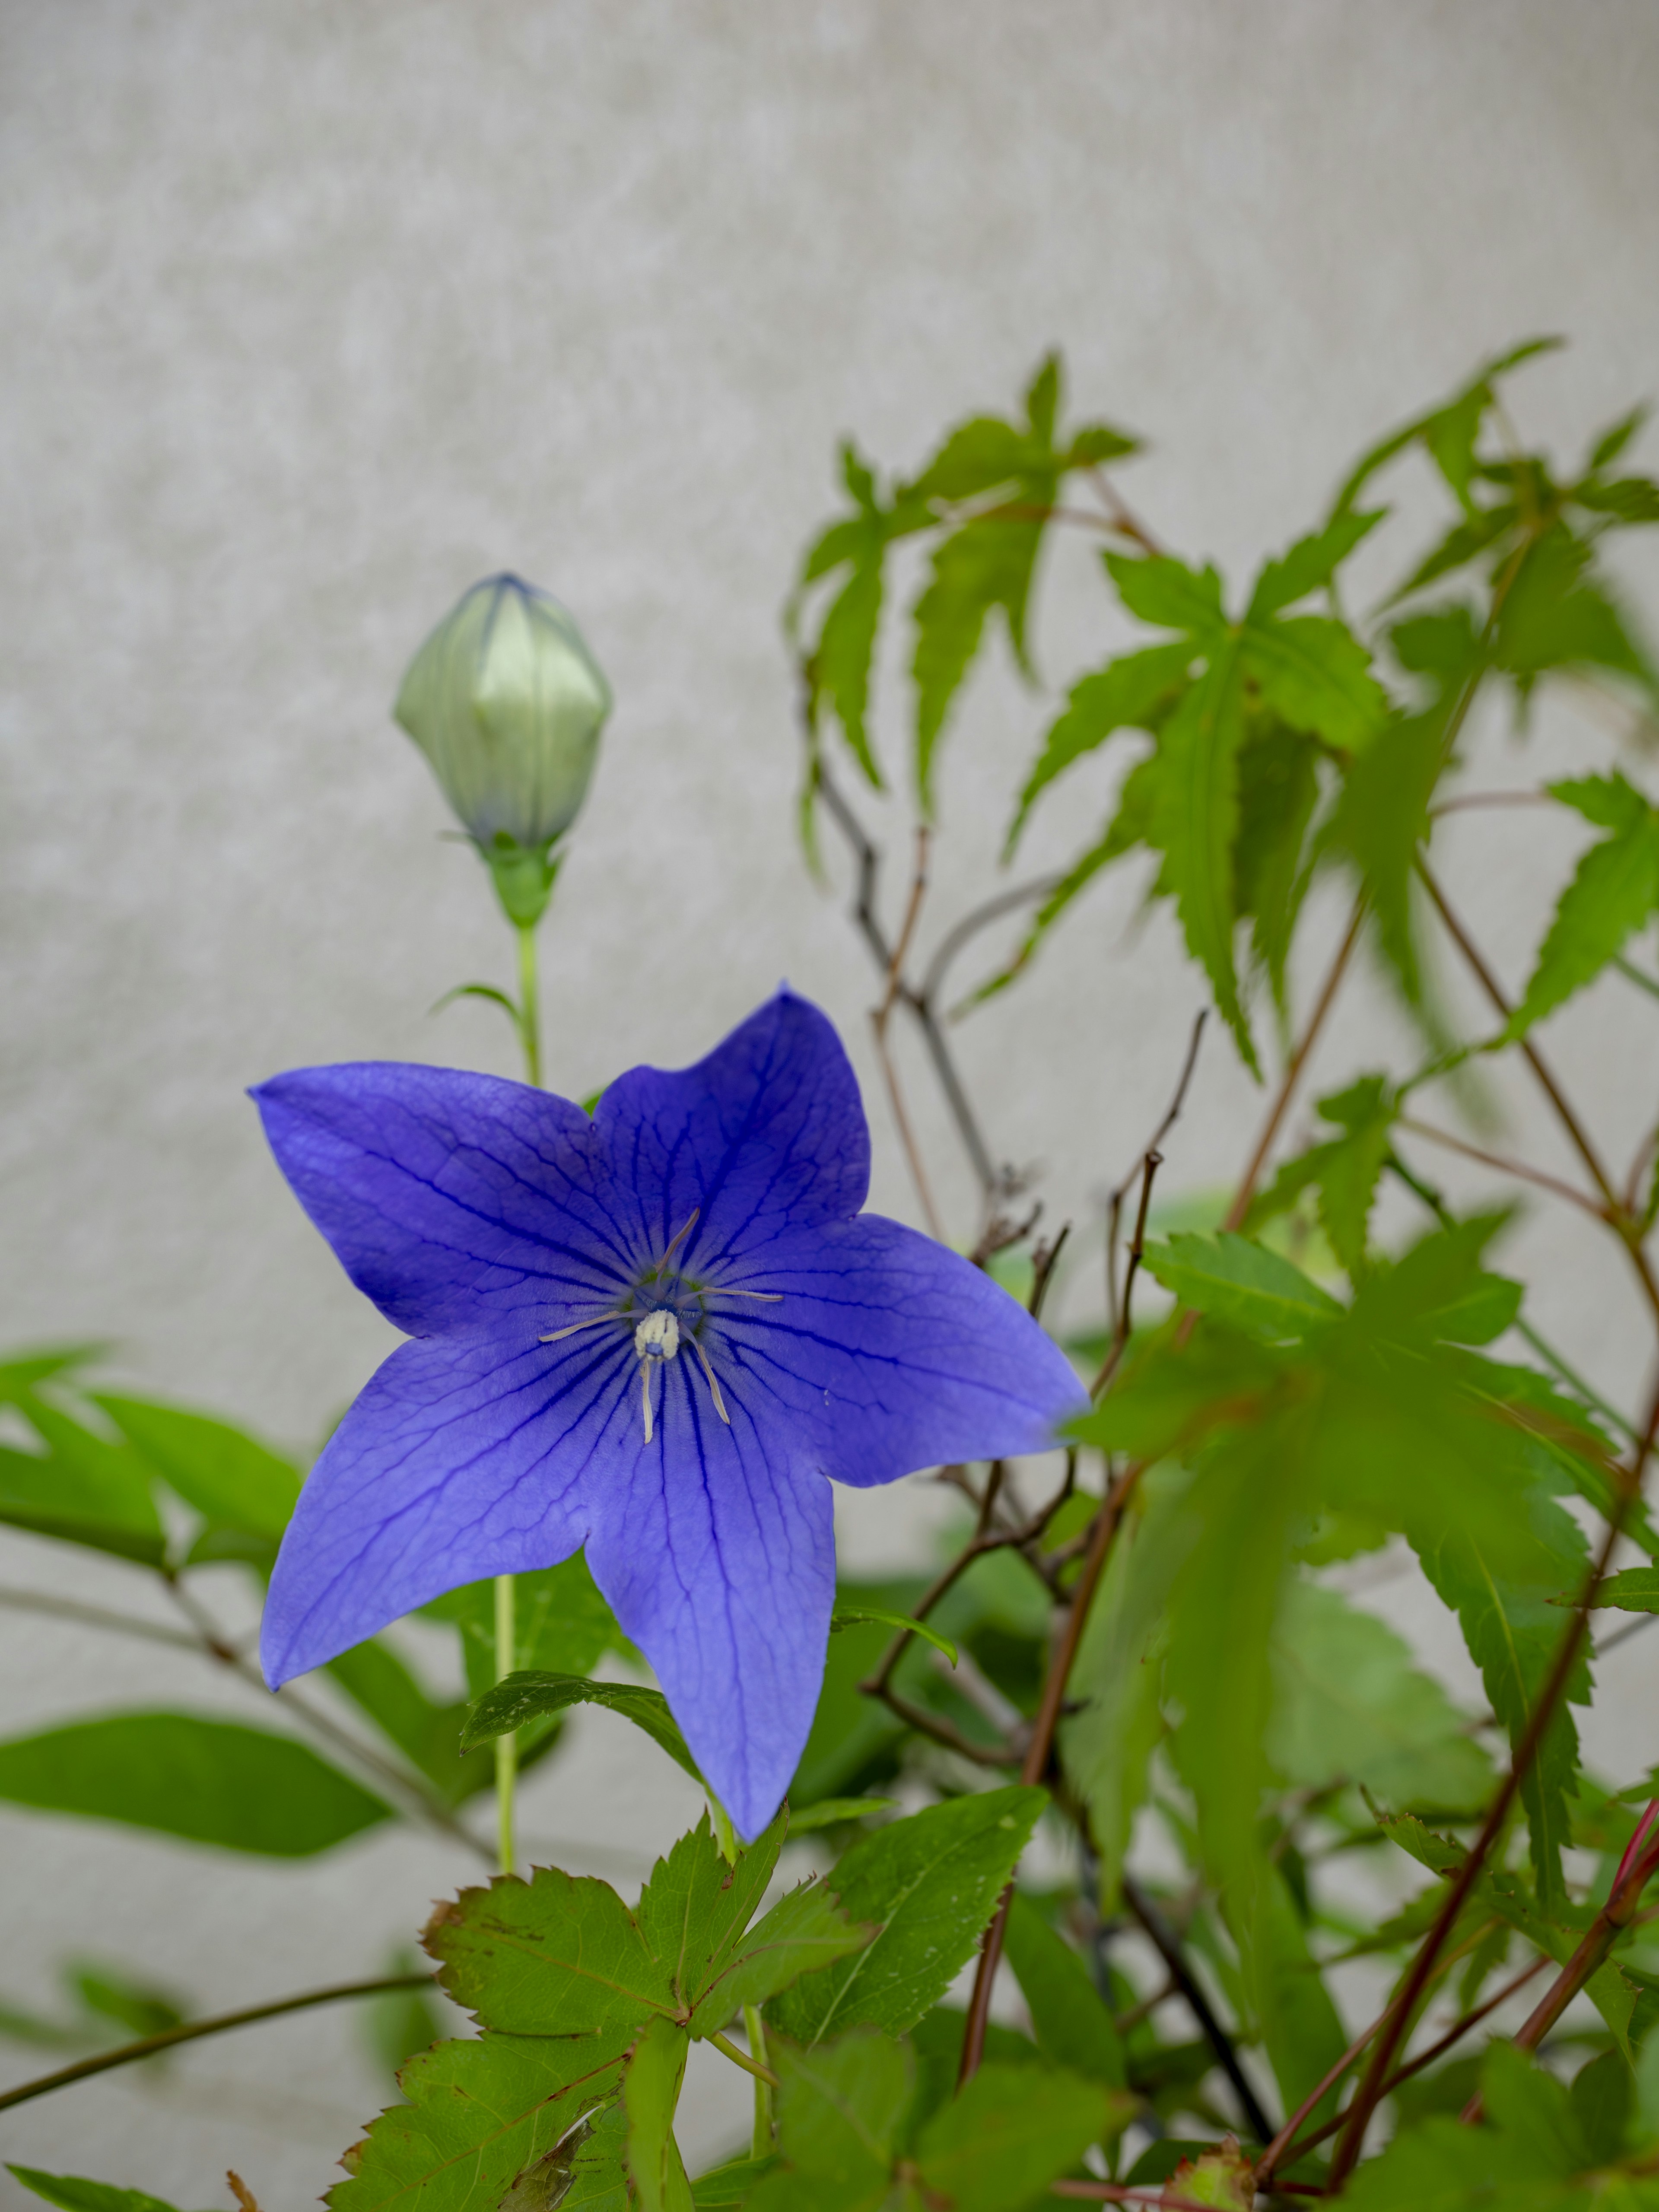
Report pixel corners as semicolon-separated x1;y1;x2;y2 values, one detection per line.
690;1333;731;1425
540;1310;623;1343
641;1359;655;1443
634;1309;680;1362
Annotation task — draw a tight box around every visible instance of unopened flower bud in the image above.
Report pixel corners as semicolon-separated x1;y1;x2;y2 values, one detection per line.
394;574;613;928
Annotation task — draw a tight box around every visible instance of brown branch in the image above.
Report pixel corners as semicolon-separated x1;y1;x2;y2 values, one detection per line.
1222;901;1364;1232
957;1456;1147;2088
0;1975;433;2113
1328;1372;1659;2183
871;825;946;1238
919;876;1066;1007
1396;1116;1610;1220
1091;1149;1162;1397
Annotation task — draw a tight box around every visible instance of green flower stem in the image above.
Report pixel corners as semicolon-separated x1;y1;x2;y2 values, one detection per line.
517;921;542;1087
493;920;545;1878
494;1572;518;1874
744;2002;773;2154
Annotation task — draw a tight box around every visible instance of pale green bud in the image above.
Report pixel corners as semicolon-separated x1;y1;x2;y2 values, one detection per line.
394;573;613;928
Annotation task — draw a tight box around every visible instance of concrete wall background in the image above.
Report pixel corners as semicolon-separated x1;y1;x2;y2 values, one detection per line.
2;2;1659;2202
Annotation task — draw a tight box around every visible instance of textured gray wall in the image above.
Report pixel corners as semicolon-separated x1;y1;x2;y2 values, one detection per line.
3;2;1659;2202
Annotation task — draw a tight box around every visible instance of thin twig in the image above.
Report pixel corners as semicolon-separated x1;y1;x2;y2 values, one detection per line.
0;1586;203;1652
1122;1875;1274;2143
0;1975;433;2113
920;875;1065;1007
1396;1116;1609;1220
1222;902;1365;1231
1091;1151;1162;1397
871;826;946;1237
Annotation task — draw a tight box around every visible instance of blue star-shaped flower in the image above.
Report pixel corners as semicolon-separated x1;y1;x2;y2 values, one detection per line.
252;990;1084;1835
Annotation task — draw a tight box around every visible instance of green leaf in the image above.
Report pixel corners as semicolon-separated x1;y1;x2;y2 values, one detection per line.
1590;1565;1659;1613
1413;1504;1590;1909
329;2025;636;2212
1589;404;1649;474
1149;641;1256;1070
1239;612;1388;753
1341;2040;1594;2212
95;1396;299;1548
0;1712;391;1855
637;1811;788;2020
689;2158;778;2210
1576;474;1659;525
767;1787;1046;2045
1104;550;1227;636
786;1798;901;1834
1496;525;1657;702
1324;703;1449;1005
1503;776;1659;1037
460;1672;700;1780
829;1606;956;1667
1248;1076;1397;1278
1247;509;1384;620
625;2013;693;2212
365;1949;447;2081
426;1864;671;2035
695;1879;876;2032
745;2031;912;2212
913;2062;1128;2212
1140;1231;1342;1340
911;513;1046;811
1005;641;1193;853
0;1388;167;1567
1267;1580;1494;1810
1001;1891;1125;2085
6;2174;206;2212
1571;2048;1632;2167
326;1638;492;1806
1232;723;1320;1015
426;1555;623;1701
1387;504;1518;604
1331;336;1562;517
0;1346;109;1401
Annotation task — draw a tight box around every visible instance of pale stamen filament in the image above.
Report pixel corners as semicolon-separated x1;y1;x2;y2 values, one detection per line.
689;1334;731;1425
655;1208;699;1271
699;1288;782;1303
539;1309;626;1344
641;1359;656;1443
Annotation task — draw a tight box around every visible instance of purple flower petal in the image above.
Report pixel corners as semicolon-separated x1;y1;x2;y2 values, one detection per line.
251;1062;621;1336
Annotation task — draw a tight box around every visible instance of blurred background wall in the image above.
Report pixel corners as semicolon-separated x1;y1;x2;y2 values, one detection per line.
2;2;1658;2201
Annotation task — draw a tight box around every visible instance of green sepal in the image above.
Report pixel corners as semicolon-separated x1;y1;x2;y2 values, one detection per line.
484;836;559;929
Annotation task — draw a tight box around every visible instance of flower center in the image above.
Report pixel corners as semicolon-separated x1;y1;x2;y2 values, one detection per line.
634;1309;680;1362
537;1207;782;1444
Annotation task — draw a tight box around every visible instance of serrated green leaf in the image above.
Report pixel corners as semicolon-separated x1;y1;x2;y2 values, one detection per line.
1331;336;1562;518
1232;723;1320;1015
914;2062;1128;2211
426;1866;667;2035
1267;1580;1493;1809
1589;405;1649;474
1247;509;1384;620
1576;475;1659;525
766;1787;1045;2045
810;520;887;788
1006;641;1192;853
1325;705;1449;1005
1150;642;1256;1069
912;513;1047;811
0;1712;390;1855
745;2032;911;2212
1104;549;1227;636
910;416;1034;503
428;1557;622;1702
1240;612;1389;753
1249;1076;1396;1278
0;1347;109;1402
460;1672;699;1780
1590;1565;1659;1613
638;1812;787;2021
329;2025;635;2212
1413;1505;1589;1908
1141;1231;1341;1339
1387;505;1518;604
1063;422;1139;467
695;1880;876;2033
6;2174;206;2212
625;2013;692;2212
1001;1891;1125;2085
1497;526;1657;700
1504;779;1659;1037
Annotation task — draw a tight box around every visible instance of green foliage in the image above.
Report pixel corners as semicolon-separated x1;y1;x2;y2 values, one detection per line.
1504;775;1659;1039
745;2034;1126;2212
766;1787;1044;2045
8;2173;210;2212
459;1670;700;1779
424;1553;624;1700
0;1713;391;1855
1001;1890;1125;2085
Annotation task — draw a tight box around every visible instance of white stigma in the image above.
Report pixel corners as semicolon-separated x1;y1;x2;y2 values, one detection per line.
634;1309;680;1362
